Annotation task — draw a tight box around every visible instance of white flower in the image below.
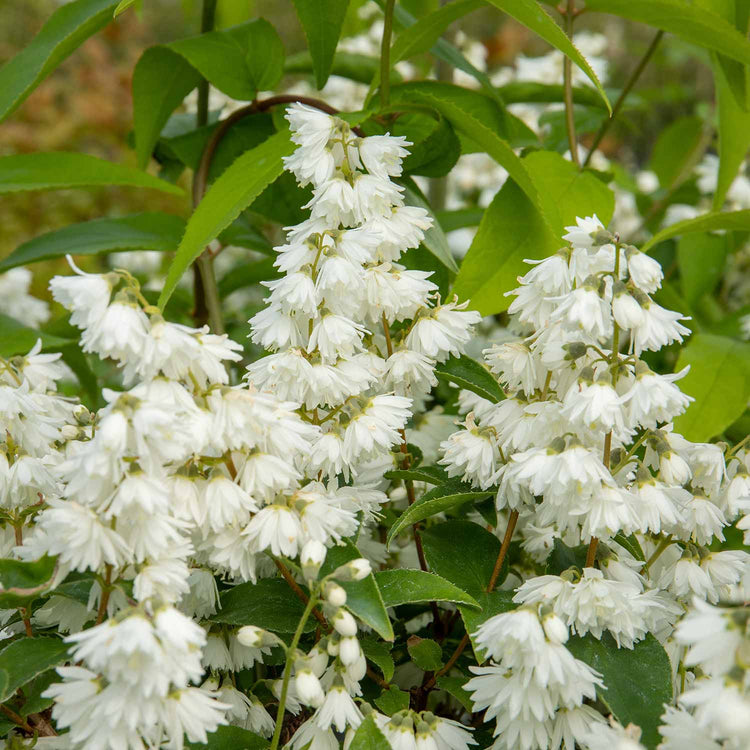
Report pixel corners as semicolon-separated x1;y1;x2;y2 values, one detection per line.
49;257;113;329
308;313;368;362
439;421;499;489
631;299;690;355
315;685;363;732
658;706;720;750
242;504;302;558
625;248;663;293
296;669;326;708
621;366;691;428
406;300;481;362
562;215;605;249
384;349;438;397
343;395;411;463
359;134;410;179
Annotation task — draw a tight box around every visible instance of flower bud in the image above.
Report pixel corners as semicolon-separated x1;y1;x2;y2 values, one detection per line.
323;581;347;607
338;635;361;665
73;404;93;425
332;558;371;582
541;612;568;644
295;669;325;708
236;625;278;649
332;608;357;637
300;539;327;580
659;451;692;486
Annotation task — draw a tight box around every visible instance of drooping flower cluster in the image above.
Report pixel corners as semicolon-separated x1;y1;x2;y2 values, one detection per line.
437;215;750;748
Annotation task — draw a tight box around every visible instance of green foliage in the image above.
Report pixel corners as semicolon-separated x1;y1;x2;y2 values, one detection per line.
649;116;705;190
0;315;75;358
459;590;517;660
348;715;391;750
186;726;269;749
0;637;69;704
677;232;729;306
642;209;750;252
291;0;352;89
0;213;185;273
360;638;395;682
384;465;449;485
434;354;506;403
0;0;117;124
0;153;183;196
407;635;444;670
673;333;750;441
567;633;673;749
374;569;480;608
386;482;493;546
158;129;294;308
0;556;58;608
210;578;317;633
374;685;411;715
422;520;504;597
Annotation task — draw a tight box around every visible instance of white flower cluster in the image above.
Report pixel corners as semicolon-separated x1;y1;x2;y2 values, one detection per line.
437;215;750;749
248;103;479;482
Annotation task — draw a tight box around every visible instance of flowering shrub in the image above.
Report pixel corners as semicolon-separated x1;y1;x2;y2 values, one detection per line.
0;2;749;750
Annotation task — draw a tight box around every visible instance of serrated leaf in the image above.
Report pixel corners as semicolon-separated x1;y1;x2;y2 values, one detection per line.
210;578;316;633
0;638;69;703
320;541;394;641
360;638;395;682
422;520;503;597
387;482;493;548
384;465;449;485
243;19;285;93
375;569;479;609
368;0;484;98
407;636;443;671
0;0;117;124
436;675;473;712
374;685;410;716
349;714;391;750
0;315;75;358
585;0;750;69
113;0;137;16
0;213;184;272
186;726;269;749
291;0;351;89
484;0;610;113
459;590;517;661
642;209;750;252
434;355;505;404
567;633;672;749
673;333;750;441
0;152;182;196
545;538;587;575
158;129;294;308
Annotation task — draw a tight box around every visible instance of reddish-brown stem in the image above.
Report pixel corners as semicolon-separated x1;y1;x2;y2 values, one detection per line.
0;704;34;733
274;558;328;629
585;538;599;568
424;510;520;689
94;565;113;625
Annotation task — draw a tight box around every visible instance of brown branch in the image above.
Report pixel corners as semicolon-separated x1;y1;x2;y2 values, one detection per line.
94;565;113;626
0;704;33;733
274;558;328;629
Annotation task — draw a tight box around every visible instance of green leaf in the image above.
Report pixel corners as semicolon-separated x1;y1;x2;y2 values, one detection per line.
368;0;484;97
291;0;351;89
349;714;391;750
132;47;203;169
422;520;503;597
498;81;607;108
545;538;587;575
649;116;705;190
0;152;183;196
0;213;185;273
407;636;444;671
186;726;269;750
384;465;450;485
243;19;285;94
712;52;750;209
567;633;672;749
0;638;69;703
399;177;458;273
0;0;117;124
210;578;316;633
0;315;75;358
387;82;542;212
585;0;750;69
285;51;387;85
158;129;294;308
360;638;395;682
217;258;280;298
641;209;750;252
434;354;505;404
459;590;516;660
374;685;411;716
522;150;615;236
16;669;57;717
673;333;750;441
320;541;394;641
436;208;484;232
436;675;473;712
374;569;480;608
677;232;729;305
397;113;461;178
452;146;616;317
387;482;493;548
113;0;137;16
484;0;611;113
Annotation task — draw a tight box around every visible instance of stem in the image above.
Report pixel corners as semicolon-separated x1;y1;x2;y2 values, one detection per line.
424;510;519;690
0;704;33;733
14;523;33;637
196;0;217;129
380;0;396;108
644;534;673;575
196;253;224;334
585;537;598;568
274;558;328;629
269;592;318;750
487;510;519;592
382;311;394;357
562;0;579;167
95;565;113;625
583;31;664;168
